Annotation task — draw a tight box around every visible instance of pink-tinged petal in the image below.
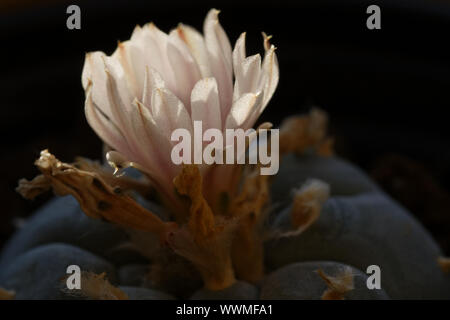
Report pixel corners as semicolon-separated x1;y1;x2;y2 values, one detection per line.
128;99;158;164
142;66;165;111
103;59;133;115
167;31;202;112
204;9;232;69
233;32;246;66
129;99;176;178
176;24;212;78
234;54;262;100
203;9;233;122
232;32;246;101
151;87;193;139
190;78;222;131
130;25;143;41
133;100;171;151
82;52;112;118
103;62;144;158
112;40;145;100
242;90;266;130
233;33;262;97
168;29;201;69
225;92;263;130
258;35;279;111
85;84;132;156
82;51;103;90
139;23;177;93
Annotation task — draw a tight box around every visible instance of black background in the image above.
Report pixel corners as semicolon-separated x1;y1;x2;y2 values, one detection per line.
1;0;450;251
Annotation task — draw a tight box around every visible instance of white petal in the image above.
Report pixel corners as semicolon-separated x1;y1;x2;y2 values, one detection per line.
82;51;102;90
258;41;279;111
103;59;133;117
130;99;176;176
82;52;111;117
142;66;165;110
167;31;202;111
130;25;143;41
232;32;246;101
176;24;212;77
133;99;170;149
151;87;193;139
225;92;263;130
242;90;265;130
190;78;222;131
112;41;145;100
234;54;261;100
203;9;233;121
139;23;177;92
204;9;232;70
103;62;144;157
233;32;246;67
128;99;158;164
85;85;131;156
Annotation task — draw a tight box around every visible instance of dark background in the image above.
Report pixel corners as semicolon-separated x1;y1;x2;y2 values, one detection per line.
1;0;450;252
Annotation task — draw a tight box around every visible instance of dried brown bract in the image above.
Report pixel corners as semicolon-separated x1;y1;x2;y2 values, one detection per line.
317;267;354;300
279;108;334;157
16;150;176;239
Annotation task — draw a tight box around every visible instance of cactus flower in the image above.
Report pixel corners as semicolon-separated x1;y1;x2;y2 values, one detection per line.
81;9;279;214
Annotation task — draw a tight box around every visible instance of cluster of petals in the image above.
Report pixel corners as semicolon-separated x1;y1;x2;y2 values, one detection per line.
81;9;279;205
